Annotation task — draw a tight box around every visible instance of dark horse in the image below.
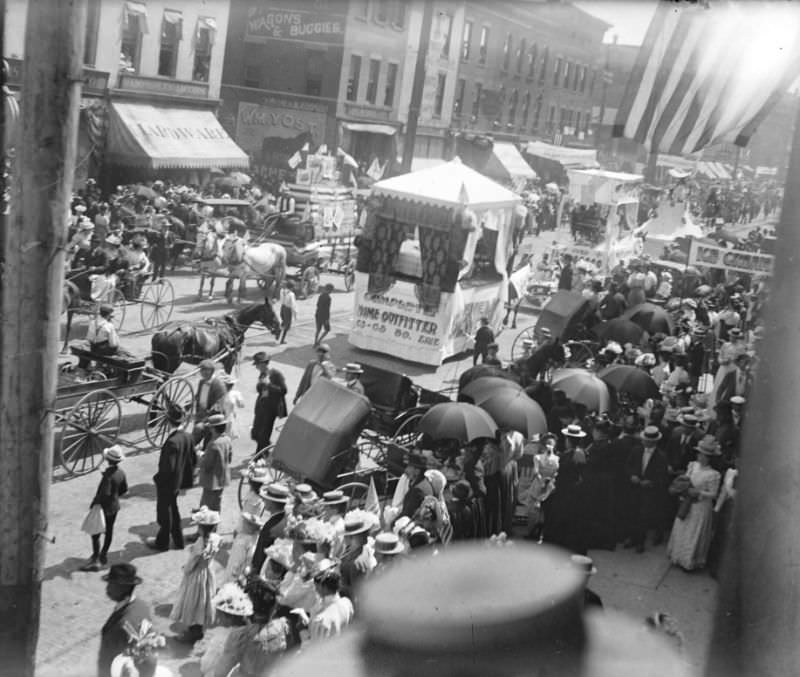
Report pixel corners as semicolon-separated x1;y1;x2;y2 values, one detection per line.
151;302;281;374
458;341;568;394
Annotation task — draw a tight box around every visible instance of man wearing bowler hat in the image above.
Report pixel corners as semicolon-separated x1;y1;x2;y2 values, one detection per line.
400;453;435;519
97;563;150;677
149;405;194;551
251;483;291;574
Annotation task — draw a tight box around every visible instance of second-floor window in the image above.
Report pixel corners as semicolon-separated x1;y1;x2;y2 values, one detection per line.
575;111;582;135
434;73;447;118
374;0;389;23
193;18;215;82
453;77;466;117
158;10;183;78
579;65;587;93
121;2;148;73
478;26;489;65
306;49;325;96
502;33;512;71
438;13;453;58
521;91;531;126
84;0;101;66
461;20;473;61
384;63;398;106
528;43;537;78
516;38;526;74
562;60;571;89
547;104;556;133
471;82;483;118
539;47;549;85
353;0;369;20
366;58;381;104
347;55;362;101
392;0;405;27
553;57;561;86
508;89;518;124
532;94;543;130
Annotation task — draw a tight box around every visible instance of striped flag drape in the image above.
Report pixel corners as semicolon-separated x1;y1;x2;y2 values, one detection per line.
613;1;800;155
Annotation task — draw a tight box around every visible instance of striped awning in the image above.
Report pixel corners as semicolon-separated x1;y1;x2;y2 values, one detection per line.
106;102;248;170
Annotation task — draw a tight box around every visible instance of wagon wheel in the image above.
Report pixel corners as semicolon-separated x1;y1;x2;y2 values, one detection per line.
357;435;388;472
58;389;121;477
391;412;424;449
343;264;355;292
564;340;597;369
237;447;293;509
511;325;537;360
140;278;175;329
145;376;194;448
335;481;370;510
108;289;127;331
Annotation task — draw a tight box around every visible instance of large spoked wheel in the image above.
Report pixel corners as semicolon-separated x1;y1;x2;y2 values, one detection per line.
109;289;127;331
564;340;597;369
58;389;121;476
335;481;370;510
140;278;175;329
237;447;292;509
391;412;424;449
146;376;194;448
511;325;537;361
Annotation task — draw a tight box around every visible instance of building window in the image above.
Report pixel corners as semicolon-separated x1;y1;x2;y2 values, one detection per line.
438;13;453;59
120;4;147;73
562;60;571;89
453;77;466;117
539;47;549;85
384;62;398;106
346;54;362;101
553;56;561;86
353;0;369;20
572;64;581;91
528;43;537;79
502;33;512;71
366;58;380;104
243;64;260;89
461;20;473;61
84;0;101;66
589;68;597;96
521;91;531;126
478;26;489;66
471;82;483;118
516;38;526;74
434;72;446;118
584;110;591;135
532;95;543;130
508;89;518;124
578;65;586;93
392;0;405;28
575;111;582;135
305;49;325;97
559;107;567;133
158;10;183;78
193;18;215;82
374;0;389;23
547;104;556;134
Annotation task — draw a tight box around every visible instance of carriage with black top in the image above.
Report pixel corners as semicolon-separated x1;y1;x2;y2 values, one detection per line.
237;367;453;508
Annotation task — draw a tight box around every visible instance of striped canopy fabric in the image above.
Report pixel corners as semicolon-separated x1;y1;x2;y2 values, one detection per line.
613;1;800;155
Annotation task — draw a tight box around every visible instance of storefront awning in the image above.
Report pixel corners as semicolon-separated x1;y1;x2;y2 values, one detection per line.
107;102;249;170
524;141;599;168
342;122;398;135
484;142;537;181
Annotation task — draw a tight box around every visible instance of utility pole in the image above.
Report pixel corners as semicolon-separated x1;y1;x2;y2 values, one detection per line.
0;1;86;675
401;0;435;174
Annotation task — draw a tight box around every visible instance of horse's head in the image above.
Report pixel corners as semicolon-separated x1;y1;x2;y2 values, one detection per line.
231;302;281;339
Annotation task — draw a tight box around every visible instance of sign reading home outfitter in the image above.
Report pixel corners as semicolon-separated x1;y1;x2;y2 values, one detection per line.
245;1;347;45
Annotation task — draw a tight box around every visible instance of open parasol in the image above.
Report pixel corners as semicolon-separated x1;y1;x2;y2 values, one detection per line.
550;368;611;413
459;377;522;404
622;302;674;335
594;318;647;347
597;364;661;401
417;402;498;443
458;365;517;394
475;389;548;438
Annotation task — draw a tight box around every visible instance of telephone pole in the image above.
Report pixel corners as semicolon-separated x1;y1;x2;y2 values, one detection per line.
0;1;86;674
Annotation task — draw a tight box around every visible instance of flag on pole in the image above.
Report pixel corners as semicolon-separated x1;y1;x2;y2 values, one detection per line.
301;141;310;152
613;1;800;155
365;476;381;518
287;151;302;169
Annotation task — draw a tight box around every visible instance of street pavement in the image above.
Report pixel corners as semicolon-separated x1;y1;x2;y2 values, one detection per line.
38;228;717;676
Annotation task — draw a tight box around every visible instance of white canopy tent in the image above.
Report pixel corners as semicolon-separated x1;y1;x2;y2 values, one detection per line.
566;168;644;206
524;141;599;169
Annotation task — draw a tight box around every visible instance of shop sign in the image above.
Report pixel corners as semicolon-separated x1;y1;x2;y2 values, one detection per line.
245;1;346;45
688;241;774;276
119;74;208;98
5;58;109;93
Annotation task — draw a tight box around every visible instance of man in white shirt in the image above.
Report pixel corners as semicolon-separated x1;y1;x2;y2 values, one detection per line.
85;304;120;356
278;281;297;344
193;359;226;445
308;567;354;641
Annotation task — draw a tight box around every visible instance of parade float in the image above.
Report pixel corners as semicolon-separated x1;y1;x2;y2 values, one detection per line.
348;158;519;366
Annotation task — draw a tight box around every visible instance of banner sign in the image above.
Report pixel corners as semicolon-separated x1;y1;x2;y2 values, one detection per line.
688;240;774;276
349;274;504;365
245;1;346;45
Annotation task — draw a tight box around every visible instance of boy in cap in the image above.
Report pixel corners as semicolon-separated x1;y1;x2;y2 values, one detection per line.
472;317;495;366
314;283;335;346
483;342;503;367
85;303;121;359
81;446;128;572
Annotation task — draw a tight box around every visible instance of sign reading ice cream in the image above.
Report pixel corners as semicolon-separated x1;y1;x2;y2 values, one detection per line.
245;2;347;45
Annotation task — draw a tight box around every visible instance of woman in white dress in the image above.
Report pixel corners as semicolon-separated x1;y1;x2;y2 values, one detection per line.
224;467;268;583
667;436;721;571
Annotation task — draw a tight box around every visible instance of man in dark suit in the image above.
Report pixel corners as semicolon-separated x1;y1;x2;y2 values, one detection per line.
400;453;434;519
149;405;194;551
625;426;670;553
607;414;641;545
557;254;574;291
193;359;227;444
97;563;150;677
251;483;290;574
665;412;703;475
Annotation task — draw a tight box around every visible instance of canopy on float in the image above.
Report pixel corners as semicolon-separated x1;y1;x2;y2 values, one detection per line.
371;157;520;209
566;168;643;206
524;141;599;168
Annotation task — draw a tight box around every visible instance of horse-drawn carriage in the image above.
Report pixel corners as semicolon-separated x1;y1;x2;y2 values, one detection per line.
237;366;453;509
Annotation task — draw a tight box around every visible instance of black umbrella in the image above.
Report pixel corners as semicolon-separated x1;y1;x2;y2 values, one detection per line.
597;364;660;401
458;365;516;394
594;318;647;346
622;302;674;335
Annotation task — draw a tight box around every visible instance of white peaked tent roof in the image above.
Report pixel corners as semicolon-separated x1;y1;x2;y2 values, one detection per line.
371;157;520;209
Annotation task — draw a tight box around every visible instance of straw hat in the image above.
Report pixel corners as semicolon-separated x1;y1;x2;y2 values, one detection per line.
260;483;291;505
570;554;597;576
641;426;662;443
213;582;254;617
103;445;125;464
322;490;349;506
561;424;587;438
344;363;364;375
374;532;405;556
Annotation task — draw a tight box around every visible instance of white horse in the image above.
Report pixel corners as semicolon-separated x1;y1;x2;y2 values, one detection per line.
221;239;287;303
194;222;225;300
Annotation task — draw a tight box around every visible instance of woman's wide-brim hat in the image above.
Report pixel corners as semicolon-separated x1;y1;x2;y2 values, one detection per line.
374;532;405;556
260;482;291;505
213;582;255;617
561;424;587;438
322;490;349;506
695;436;721;456
105;235;122;246
110;656;172;677
246;464;271;484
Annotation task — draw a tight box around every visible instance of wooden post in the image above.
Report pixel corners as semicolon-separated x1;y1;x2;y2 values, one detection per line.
400;0;435;174
705;85;800;677
0;2;86;675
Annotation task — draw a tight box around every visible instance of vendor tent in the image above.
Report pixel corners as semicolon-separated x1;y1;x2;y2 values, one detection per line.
371;157;520;209
566;169;643;206
524;141;599;169
483;142;537;183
